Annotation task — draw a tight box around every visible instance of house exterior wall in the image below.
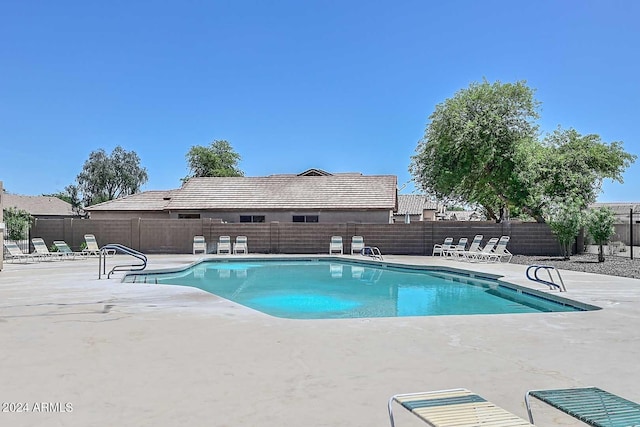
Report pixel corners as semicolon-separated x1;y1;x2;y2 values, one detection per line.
88;211;171;220
423;209;436;221
30;218;562;256
89;209;392;223
167;210;393;223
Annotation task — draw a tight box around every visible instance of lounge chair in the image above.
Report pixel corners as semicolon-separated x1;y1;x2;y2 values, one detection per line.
54;241;87;259
389;388;534;427
217;236;231;254
473;237;500;262
444;237;468;258
233;236;248;254
458;234;484;261
525;386;640;427
351;236;365;255
433;237;454;256
3;241;37;263
193;235;206;255
329;236;343;254
483;236;512;263
83;234;101;256
31;238;61;260
84;234;116;256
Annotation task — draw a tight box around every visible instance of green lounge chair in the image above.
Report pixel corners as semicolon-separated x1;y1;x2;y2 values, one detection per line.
525;387;640;427
54;240;87;259
389;388;534;427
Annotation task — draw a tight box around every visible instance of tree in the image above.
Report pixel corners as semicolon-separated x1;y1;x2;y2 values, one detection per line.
76;146;148;206
410;79;541;222
183;140;244;183
43;185;83;215
540;128;636;209
547;199;584;260
410;79;636;223
3;207;32;241
586;207;616;262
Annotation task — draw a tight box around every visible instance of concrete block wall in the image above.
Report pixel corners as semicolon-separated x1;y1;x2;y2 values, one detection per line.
204;223;272;254
275;223;348;254
30;218;563;256
612;224;640;246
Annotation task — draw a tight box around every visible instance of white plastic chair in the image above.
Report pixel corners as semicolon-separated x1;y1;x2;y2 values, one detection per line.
351;236;365;255
233;236;248;254
329;236;343;254
217;236;231;254
193;236;206;255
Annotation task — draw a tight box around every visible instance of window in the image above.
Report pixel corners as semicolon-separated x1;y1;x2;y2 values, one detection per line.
240;215;265;223
292;215;318;223
178;213;200;219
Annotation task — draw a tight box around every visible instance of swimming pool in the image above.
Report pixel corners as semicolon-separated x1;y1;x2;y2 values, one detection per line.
123;259;587;319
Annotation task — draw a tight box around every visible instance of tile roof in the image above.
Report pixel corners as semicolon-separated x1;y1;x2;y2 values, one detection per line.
590;202;640;215
166;175;397;210
85;190;177;211
396;194;439;215
2;193;75;216
447;210;486;221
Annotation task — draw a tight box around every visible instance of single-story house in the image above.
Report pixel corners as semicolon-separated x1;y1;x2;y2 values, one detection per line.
589;202;640;224
445;210;486;221
2;193;76;219
392;194;444;222
85;169;398;223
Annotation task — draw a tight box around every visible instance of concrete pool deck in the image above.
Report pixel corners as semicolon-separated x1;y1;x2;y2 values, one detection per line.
1;254;639;427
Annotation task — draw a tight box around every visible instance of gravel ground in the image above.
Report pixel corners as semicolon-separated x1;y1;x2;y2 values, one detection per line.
511;253;640;279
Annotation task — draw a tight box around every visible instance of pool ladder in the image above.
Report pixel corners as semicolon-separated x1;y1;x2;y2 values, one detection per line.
526;265;566;292
98;244;148;279
362;246;383;260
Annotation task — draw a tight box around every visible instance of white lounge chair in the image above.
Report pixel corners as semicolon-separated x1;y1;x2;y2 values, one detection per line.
233;236;248;254
458;234;484;261
474;237;500;262
485;236;512;263
444;237;468;258
193;235;206;255
329;236;343;254
389;388;534;427
3;241;37;263
31;238;62;260
433;237;453;256
351;235;365;255
217;236;231;254
83;234;101;256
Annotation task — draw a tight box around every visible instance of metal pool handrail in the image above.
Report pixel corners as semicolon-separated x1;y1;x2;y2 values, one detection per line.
526;264;567;292
98;244;148;279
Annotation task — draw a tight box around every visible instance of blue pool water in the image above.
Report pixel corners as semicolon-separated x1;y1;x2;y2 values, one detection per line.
124;259;583;319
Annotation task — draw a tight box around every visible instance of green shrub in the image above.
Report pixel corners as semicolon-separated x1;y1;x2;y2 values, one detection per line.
586;207;616;262
3;207;32;241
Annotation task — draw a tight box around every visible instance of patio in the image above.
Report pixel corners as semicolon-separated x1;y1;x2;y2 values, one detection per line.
1;254;638;427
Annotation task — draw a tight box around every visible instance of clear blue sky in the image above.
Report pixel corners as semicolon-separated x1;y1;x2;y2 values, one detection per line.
1;0;638;202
